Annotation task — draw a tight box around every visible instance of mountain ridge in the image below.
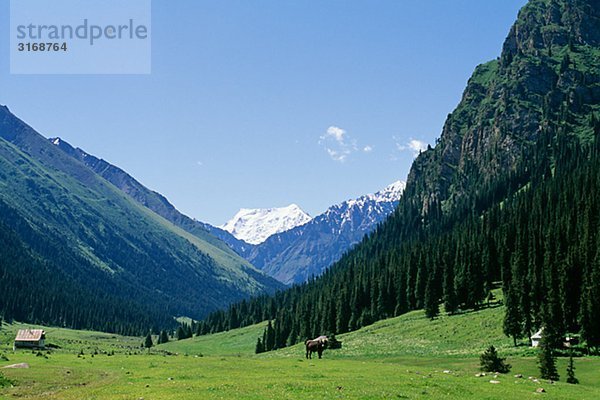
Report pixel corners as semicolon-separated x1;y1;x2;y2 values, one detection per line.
245;180;405;284
47;136;250;256
0;106;283;333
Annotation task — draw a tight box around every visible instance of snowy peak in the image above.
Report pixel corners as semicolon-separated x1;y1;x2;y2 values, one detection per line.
363;180;406;203
221;204;312;245
375;180;406;201
331;180;406;217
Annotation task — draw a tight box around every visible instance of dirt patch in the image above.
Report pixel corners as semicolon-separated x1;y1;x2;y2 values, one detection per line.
2;363;29;369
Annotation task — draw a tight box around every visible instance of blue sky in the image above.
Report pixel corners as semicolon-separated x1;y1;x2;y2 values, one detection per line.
0;0;527;225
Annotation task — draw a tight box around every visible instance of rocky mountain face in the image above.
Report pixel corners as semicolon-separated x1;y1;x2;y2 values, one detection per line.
245;181;405;284
220;204;312;245
0;108;282;333
406;0;600;216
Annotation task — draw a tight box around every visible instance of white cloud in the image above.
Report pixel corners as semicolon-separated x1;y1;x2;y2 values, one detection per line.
196;161;204;166
319;125;358;163
324;126;346;142
363;145;373;153
326;148;348;162
396;137;429;157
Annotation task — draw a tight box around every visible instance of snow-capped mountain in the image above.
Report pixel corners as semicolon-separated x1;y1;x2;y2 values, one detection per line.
220;204;312;245
244;181;406;284
320;180;406;234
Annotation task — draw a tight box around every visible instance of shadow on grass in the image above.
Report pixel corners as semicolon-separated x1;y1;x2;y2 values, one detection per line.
446;300;504;317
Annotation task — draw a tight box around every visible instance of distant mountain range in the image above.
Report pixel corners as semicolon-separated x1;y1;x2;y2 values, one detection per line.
50;135;405;287
220;204;312;245
0;107;282;334
214;181;405;285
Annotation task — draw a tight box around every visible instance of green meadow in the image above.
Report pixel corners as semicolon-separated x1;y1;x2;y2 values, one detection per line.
1;305;599;400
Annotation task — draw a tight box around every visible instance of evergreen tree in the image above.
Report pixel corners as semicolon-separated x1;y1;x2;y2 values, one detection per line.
176;326;185;341
566;350;579;384
322;297;337;334
480;345;511;373
255;337;265;354
265;320;275;351
144;332;153;348
228;306;240;330
443;259;458;315
157;330;169;344
580;253;600;354
503;287;522;346
424;271;439;320
336;290;351;334
538;336;560;381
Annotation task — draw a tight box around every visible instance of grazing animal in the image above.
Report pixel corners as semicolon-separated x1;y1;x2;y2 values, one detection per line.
305;336;328;359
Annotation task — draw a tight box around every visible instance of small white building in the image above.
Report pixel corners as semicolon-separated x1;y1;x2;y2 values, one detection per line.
14;329;46;350
531;328;543;347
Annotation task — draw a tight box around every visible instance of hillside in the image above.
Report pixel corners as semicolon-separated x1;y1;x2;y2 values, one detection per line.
160;294;522;359
159;321;268;356
0;106;282;334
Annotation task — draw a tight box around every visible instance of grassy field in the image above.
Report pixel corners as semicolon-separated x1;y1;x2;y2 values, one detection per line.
1;306;599;400
159;321;268;356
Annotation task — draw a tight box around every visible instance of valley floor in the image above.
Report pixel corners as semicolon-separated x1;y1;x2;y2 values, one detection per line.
3;352;600;399
1;306;599;399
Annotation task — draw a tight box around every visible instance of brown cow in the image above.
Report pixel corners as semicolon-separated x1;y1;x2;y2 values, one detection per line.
305;336;328;359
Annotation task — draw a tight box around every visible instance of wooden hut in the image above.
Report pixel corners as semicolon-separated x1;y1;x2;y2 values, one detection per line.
14;329;46;350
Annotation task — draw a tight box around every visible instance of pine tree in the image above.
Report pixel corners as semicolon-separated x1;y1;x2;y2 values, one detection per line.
176;326;185;340
503;287;522;346
255;337;265;354
443;259;458;315
322;297;337;334
480;345;511;373
566;350;579;384
144;333;153;348
265;320;275;351
538;336;560;381
287;320;298;347
580;253;600;354
157;330;169;344
424;271;439;320
228;306;239;330
336;290;351;334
